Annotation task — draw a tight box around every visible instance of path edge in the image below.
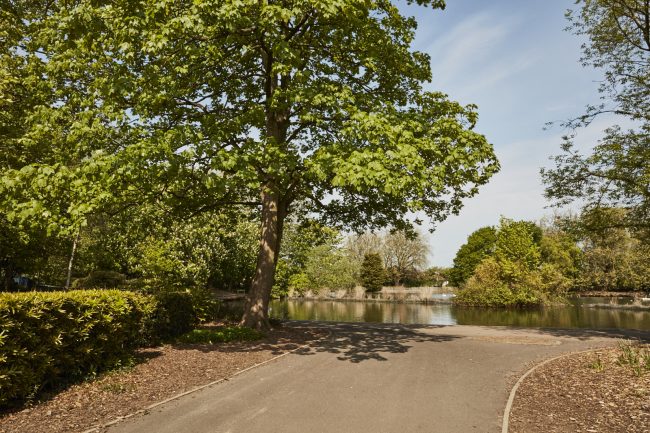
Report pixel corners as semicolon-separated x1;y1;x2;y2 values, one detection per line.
81;326;331;433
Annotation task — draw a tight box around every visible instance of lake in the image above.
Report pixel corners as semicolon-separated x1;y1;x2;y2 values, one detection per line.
268;297;650;330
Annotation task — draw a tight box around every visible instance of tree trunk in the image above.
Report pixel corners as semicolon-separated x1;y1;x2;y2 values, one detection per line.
241;184;286;330
65;230;80;291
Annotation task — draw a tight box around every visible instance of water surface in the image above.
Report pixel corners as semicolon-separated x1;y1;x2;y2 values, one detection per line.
268;297;650;330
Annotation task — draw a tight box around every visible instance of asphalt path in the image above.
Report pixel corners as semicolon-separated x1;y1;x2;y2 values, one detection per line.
107;322;648;433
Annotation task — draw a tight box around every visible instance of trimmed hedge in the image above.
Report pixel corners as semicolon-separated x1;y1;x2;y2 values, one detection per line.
0;290;195;408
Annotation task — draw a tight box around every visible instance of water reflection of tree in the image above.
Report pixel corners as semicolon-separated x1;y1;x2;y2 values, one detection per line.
275;300;650;330
452;305;650;329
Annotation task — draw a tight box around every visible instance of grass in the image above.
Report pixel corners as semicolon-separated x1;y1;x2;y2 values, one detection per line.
617;340;650;377
588;355;605;372
176;327;263;344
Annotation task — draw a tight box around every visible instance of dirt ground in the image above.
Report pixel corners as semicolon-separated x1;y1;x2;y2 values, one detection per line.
0;324;323;433
510;344;650;433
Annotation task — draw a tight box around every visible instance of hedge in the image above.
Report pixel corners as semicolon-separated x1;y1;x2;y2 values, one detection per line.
0;290;195;408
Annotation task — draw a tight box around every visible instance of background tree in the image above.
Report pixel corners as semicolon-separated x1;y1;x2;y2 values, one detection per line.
299;245;358;294
542;0;650;229
493;219;542;284
360;253;386;293
0;217;53;290
566;208;650;291
382;230;429;285
272;220;340;298
448;226;497;287
346;229;429;286
540;229;583;280
2;0;499;329
346;232;384;265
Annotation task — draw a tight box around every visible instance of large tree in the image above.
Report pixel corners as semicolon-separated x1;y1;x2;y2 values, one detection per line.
542;0;650;230
448;226;497;287
1;0;499;329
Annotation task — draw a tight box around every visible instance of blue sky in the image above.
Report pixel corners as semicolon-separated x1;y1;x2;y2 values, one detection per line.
396;0;609;266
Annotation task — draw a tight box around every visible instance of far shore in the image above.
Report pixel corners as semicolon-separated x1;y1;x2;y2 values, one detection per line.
286;296;455;305
572;290;649;297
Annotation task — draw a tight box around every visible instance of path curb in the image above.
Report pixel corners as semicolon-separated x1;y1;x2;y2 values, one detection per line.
81;327;330;433
501;348;603;433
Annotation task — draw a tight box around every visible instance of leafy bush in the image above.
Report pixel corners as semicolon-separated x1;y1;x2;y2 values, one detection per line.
0;290;159;407
188;288;221;323
71;270;126;289
176;327;262;344
454;258;560;308
151;289;221;330
0;289;205;408
152;291;197;339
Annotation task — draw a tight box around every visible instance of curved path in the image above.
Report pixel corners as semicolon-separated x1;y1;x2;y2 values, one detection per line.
107;322;647;433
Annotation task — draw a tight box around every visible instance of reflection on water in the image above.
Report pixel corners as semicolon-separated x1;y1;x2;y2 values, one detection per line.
268;298;650;330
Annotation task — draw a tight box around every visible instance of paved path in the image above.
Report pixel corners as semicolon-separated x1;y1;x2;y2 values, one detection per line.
107;322;647;433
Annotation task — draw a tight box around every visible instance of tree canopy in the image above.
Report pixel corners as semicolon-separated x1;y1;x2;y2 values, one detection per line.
454;219;573;308
542;0;650;230
448;226;497;287
0;0;498;328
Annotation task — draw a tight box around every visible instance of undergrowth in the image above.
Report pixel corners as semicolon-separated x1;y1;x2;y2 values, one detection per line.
617;340;650;377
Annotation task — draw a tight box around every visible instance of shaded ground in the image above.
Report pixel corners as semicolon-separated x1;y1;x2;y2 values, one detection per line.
1;322;646;433
106;322;637;433
510;344;650;433
0;324;323;433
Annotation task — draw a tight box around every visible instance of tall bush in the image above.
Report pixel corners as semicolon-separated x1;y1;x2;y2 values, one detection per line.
454;218;569;307
0;290;196;408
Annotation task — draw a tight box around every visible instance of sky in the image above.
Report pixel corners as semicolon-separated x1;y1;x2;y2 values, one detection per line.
394;0;609;267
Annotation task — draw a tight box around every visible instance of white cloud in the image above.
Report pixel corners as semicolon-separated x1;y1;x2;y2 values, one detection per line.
423;11;535;98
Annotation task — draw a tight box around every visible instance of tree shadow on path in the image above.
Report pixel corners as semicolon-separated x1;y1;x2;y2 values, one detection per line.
171;321;459;364
285;321;459;363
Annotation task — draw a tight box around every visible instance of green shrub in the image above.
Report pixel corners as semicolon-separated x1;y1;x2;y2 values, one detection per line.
71;271;126;289
454;258;548;307
152;291;197;340
0;290;159;407
188;288;221;323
